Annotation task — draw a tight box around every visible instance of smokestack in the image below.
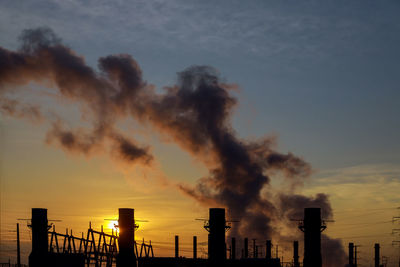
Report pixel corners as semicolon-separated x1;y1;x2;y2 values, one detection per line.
193;236;197;259
28;208;49;267
206;208;226;262
244;238;249;258
293;241;299;267
116;208;136;267
349;243;354;266
175;236;179;258
299;208;326;267
30;208;48;254
231;238;236;260
266;240;271;260
374;243;380;267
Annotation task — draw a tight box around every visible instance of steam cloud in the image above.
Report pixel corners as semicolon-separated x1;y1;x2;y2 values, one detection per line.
0;27;345;265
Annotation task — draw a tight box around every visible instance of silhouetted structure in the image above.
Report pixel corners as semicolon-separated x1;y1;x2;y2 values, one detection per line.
117;208;137;267
193;236;197;259
29;208;48;267
299;208;326;267
293;241;299;267
204;208;230;262
266;240;271;260
175;236;179;258
349;242;354;267
244;238;249;259
374;243;380;267
24;207;284;267
231;238;236;260
28;208;85;267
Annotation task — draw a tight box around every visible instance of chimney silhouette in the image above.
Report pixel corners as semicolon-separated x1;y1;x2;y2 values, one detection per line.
299;208;326;267
244;238;249;258
266;240;272;260
206;208;227;262
29;208;49;267
349;243;354;267
293;241;300;267
374;243;380;267
116;208;136;267
231;237;236;260
175;235;179;258
193;236;197;259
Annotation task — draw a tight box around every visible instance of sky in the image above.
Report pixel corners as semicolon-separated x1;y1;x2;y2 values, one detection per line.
0;0;400;266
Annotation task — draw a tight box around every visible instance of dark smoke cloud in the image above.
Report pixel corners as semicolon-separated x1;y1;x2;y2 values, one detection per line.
0;27;346;263
0;97;42;123
0;27;152;164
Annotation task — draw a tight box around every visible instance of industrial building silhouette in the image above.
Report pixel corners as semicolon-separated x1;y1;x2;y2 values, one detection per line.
20;207;387;267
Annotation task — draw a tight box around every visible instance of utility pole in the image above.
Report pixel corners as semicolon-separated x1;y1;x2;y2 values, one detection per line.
393;208;400;267
17;223;21;267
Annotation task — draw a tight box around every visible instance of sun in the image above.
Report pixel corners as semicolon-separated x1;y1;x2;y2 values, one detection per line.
107;220;118;232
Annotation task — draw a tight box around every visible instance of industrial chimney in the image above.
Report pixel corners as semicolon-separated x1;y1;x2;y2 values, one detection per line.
349;243;354;267
266;240;272;260
29;208;49;267
374;243;380;267
205;208;229;262
116;208;137;267
299;208;326;267
293;241;300;267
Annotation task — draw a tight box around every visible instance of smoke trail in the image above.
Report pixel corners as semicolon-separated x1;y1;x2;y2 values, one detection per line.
0;28;346;265
0;27;151;164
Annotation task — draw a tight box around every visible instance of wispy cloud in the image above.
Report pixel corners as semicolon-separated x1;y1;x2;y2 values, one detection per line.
305;163;400;208
1;0;398;60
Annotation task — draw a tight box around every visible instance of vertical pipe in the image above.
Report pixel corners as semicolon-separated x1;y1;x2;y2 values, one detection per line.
349;243;354;266
266;240;272;259
16;223;21;267
294;241;299;267
175;235;179;258
253;239;256;258
374;243;380;267
231;238;236;260
193;236;197;259
354;245;358;267
244;238;248;258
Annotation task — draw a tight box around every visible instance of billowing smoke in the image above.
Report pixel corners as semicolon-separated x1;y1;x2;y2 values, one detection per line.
0;27;345;265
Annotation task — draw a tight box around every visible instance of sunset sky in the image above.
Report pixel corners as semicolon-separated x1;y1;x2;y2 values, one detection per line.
1;1;400;266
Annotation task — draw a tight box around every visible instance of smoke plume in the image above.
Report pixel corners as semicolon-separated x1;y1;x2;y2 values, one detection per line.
0;27;345;265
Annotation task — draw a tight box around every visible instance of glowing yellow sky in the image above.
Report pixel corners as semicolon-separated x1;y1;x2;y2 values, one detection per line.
1;118;400;266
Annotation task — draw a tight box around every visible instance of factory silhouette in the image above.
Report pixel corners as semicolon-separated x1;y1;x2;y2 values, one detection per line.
13;207;386;267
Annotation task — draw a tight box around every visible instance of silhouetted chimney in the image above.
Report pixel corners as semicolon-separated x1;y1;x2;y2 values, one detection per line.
293;241;300;267
299;208;326;267
244;238;249;258
116;208;136;267
374;243;380;267
266;240;271;260
207;208;226;262
349;243;354;267
175;235;179;258
31;208;48;254
193;236;197;259
29;208;49;267
231;237;236;260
